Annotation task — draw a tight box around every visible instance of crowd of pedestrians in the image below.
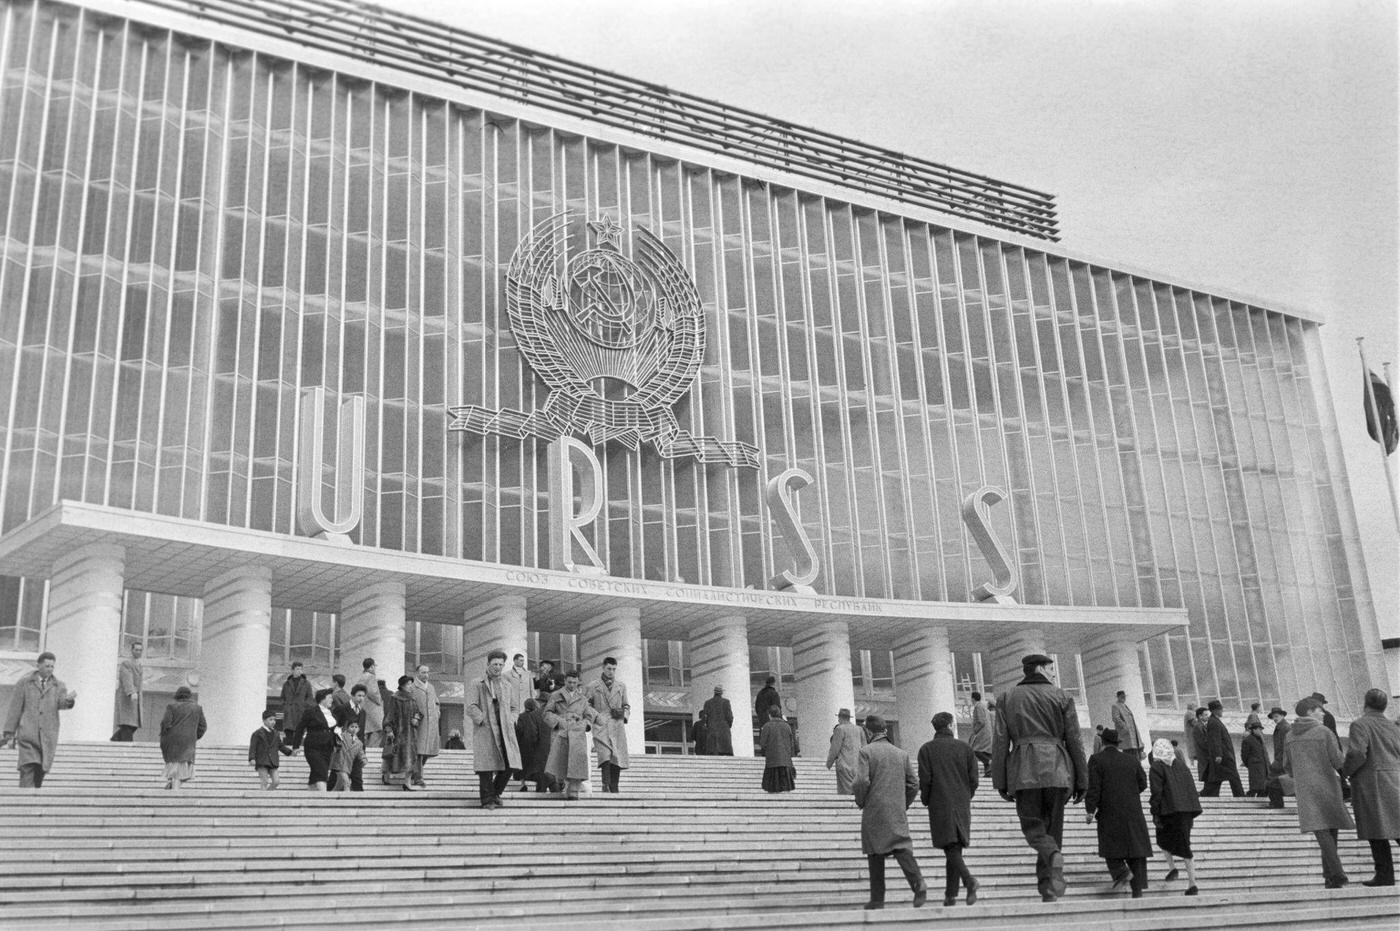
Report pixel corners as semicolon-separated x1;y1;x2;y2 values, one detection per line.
3;646;1397;911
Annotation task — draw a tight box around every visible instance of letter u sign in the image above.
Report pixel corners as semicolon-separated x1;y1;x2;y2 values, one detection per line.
296;388;366;543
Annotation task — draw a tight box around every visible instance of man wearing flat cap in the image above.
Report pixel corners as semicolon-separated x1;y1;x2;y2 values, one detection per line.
827;708;865;795
990;653;1087;902
700;685;734;756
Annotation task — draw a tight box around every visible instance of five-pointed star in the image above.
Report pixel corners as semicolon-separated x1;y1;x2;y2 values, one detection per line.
588;214;623;249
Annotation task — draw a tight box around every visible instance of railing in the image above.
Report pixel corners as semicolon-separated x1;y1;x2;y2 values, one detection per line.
112;0;1061;240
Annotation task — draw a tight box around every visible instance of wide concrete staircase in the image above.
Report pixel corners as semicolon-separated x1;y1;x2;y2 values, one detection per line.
0;742;1395;929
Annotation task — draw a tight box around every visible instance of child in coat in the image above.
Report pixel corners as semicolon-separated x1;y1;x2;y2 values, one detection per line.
330;722;367;792
249;708;293;789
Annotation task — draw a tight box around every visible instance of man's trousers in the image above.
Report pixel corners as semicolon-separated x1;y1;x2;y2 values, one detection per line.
867;849;924;904
1014;786;1068;885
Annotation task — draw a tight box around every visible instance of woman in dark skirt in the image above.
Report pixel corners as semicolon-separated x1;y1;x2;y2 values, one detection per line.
758;705;796;793
1149;737;1202;895
293;688;340;791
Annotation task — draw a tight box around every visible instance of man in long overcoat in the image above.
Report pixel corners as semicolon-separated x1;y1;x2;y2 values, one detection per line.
506;653;531;711
917;711;979;906
1190;707;1210;780
701;685;734;756
1265;706;1292;807
853;715;927;910
1342;688;1400;887
3;652;76;787
1269;707;1291;761
1285;696;1354;888
991;653;1087;902
545;669;604;800
409;664;440;788
1311;691;1349;800
826;708;864;794
1085;728;1152;897
1202;699;1243;796
1179;704;1197;765
1241;722;1269;796
466;649;523;809
1111;691;1143;759
279;662;313;744
754;676;782;725
586;657;630;793
357;659;384;748
969;692;992;776
111;641;143;741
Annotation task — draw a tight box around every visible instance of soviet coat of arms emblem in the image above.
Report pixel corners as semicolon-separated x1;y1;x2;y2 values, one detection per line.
450;212;758;469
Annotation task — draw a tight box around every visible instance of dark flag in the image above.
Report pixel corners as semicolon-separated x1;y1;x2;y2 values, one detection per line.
1364;370;1398;455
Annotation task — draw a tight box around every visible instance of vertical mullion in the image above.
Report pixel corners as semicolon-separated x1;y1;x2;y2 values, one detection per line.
1061;267;1119;608
2;10;58;522
43;9;93;512
900;229;948;601
996;245;1041;602
148;41;192;516
99;28;147;508
1041;263;1095;606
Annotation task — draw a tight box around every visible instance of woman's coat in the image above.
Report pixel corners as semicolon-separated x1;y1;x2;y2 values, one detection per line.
159;698;207;764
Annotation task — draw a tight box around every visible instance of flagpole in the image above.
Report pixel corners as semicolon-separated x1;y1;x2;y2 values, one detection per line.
1357;338;1400;534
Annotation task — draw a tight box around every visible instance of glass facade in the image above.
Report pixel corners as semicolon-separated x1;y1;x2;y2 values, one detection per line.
0;0;1375;711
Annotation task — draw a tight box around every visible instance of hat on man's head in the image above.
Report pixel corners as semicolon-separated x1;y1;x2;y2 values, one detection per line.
1267;706;1288;718
1310;692;1328;705
1021;653;1053;667
713;685;723;694
261;708;277;720
836;708;852;719
864;714;887;733
1207;699;1223;711
1248;721;1264;732
1100;728;1120;745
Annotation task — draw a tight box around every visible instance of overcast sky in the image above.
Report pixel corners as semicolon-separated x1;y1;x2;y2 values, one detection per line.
379;0;1398;638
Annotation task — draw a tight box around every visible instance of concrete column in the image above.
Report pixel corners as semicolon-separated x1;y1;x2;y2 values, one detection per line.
893;625;956;751
462;595;529;665
199;566;273;745
1082;637;1151;751
578;606;645;755
43;543;126;741
339;582;407;687
688;615;754;757
792;620;856;752
984;628;1047;701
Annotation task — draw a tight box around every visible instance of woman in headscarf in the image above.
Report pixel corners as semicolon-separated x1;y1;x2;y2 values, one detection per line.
158;686;206;790
293;687;341;791
1148;737;1202;895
